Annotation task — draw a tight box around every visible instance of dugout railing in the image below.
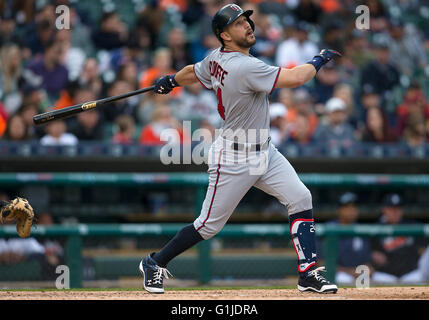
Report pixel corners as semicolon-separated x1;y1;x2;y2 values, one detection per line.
1;172;429;287
0;223;428;288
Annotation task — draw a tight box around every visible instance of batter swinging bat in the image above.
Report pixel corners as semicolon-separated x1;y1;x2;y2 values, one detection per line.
33;85;155;125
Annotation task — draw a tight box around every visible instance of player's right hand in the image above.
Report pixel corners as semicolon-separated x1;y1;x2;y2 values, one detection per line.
154;74;179;94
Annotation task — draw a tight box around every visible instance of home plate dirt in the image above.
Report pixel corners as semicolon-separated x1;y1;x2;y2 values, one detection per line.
1;287;428;300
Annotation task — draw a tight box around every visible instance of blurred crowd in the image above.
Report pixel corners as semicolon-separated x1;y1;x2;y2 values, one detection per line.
0;0;429;148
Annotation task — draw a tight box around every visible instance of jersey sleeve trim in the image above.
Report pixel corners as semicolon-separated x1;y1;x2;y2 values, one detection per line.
269;67;281;95
193;64;211;90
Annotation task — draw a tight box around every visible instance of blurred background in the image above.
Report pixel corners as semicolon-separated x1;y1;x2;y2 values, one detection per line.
1;0;429;289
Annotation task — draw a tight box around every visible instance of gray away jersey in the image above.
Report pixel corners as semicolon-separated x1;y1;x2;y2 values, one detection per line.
194;48;280;143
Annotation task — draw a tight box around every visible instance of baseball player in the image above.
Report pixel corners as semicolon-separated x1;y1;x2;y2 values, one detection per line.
139;4;340;294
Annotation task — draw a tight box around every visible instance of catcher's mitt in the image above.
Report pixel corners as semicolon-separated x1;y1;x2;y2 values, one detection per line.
0;197;35;238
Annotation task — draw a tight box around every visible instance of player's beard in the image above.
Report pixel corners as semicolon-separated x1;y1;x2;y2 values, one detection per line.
235;36;256;49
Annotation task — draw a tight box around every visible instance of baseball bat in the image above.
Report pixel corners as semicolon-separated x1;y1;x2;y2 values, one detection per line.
33;85;155;125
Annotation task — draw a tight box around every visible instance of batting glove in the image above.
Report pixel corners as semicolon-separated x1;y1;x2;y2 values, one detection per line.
307;49;342;72
154;74;179;94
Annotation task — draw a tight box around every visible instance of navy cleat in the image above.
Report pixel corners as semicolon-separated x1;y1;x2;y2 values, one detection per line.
139;253;172;294
298;267;338;294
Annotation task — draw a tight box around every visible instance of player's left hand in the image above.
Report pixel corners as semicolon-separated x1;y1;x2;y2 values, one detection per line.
315;49;342;64
154;74;179;94
0;197;35;238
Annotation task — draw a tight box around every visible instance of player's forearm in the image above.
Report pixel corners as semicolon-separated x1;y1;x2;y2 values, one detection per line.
275;64;316;89
174;65;198;86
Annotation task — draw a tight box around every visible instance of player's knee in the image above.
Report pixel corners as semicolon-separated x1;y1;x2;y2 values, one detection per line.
193;220;222;240
288;187;312;215
197;225;220;240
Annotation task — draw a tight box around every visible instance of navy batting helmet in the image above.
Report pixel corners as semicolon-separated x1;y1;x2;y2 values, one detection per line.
212;4;255;45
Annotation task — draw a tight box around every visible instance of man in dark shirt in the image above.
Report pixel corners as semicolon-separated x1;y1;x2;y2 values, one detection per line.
324;192;374;285
360;39;400;104
371;193;428;284
26;39;69;102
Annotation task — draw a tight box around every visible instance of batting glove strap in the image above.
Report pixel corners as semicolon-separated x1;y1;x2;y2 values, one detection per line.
168;74;179;88
154;74;179;94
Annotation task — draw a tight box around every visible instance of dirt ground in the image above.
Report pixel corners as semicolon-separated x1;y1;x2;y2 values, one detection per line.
0;287;428;300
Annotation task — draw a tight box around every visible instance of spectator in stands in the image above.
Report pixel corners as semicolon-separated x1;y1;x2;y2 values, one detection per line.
54;29;87;82
0;43;24;115
2;114;30;141
25;17;56;57
36;212;65;279
175;82;219;127
117;61;139;92
360;38;400;104
17;103;43;140
371;193;429;284
396;82;429;137
386;19;427;77
363;0;389;33
92;11;128;51
361;106;397;143
136;0;166;49
313;64;340;105
0;9;24;46
198;0;224;53
40;119;78;146
277;88;295;113
181;0;205;29
343;30;374;69
313;97;356;148
257;0;290;19
112;115;136;144
0;102;8;138
69;109;104;141
69;5;95;56
275;21;318;69
269;102;288;146
401;114;427;148
167;27;193;72
292;0;323;24
68;87;104;140
358;84;382;123
250;13;280;64
0;236;45;266
320;21;344;54
285;89;318;140
137;90;177;125
286;111;315;145
103;80;138;122
76;58;103;99
332;83;358;129
26;39;69;102
139;105;187;145
109;30;151;73
330;192;374;285
140;48;182;96
20;81;48;113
